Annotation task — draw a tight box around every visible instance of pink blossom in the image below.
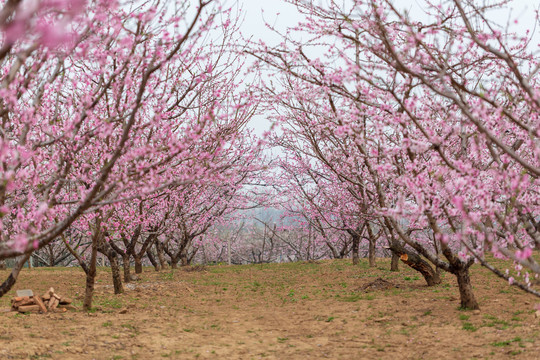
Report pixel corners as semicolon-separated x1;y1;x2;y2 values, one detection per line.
515;248;533;260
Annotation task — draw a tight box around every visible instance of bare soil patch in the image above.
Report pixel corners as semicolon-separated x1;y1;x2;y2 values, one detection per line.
0;259;539;359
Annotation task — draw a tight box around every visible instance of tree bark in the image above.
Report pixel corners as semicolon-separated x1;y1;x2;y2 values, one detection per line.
147;249;160;271
339;240;350;259
326;241;339;259
390;253;399;272
97;241;124;295
401;253;441;286
351;233;360;265
83;270;96;311
455;268;479;310
366;223;377;267
109;254;123;294
122;254;131;282
131;233;157;274
0;254;30;298
368;238;376;267
156;241;168;270
83;242;98;311
134;257;143;274
187;247;198;266
388;243;441;286
180;250;188;267
0;260;6;270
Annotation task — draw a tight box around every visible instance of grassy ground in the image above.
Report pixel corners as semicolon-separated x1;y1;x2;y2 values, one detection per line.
0;259;539;359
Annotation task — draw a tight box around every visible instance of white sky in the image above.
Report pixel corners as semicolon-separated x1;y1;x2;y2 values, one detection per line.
237;0;539;39
238;0;300;44
233;0;539;135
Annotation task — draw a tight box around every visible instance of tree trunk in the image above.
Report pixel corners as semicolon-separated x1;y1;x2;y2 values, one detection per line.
83;270;96;311
390;253;399;272
180;251;188;267
455;268;479;310
171;257;179;269
351;233;360;265
368;239;376;267
402;253;440;286
0;254;30;298
339;241;350;259
0;260;6;270
434;238;441;275
388;244;440;286
366;223;377;267
326;242;339;259
98;243;124;295
187;247;199;266
109;254;123;294
156;242;168;270
122;254;131;282
147;249;160;271
83;243;98;311
134;257;143;274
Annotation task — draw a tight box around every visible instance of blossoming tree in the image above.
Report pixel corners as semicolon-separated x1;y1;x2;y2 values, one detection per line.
251;0;539;309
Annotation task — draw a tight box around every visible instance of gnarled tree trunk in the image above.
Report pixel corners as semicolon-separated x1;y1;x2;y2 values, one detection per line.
132;232;157;274
388;243;441;286
83;241;98;311
156;241;168;270
98;241;124;295
147;249;160;271
180;249;189;267
455;267;479;310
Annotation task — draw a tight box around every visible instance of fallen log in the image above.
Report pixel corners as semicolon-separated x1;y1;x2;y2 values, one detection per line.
18;305;40;313
59;297;72;305
47;297;59;311
34;296;47;313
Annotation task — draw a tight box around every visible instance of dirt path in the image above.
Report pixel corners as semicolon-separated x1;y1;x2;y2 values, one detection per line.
0;260;539;359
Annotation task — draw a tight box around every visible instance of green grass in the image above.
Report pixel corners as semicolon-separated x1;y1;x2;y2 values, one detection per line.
96;297;123;309
491;337;522;347
160;271;175;281
403;276;420;281
462;322;477;332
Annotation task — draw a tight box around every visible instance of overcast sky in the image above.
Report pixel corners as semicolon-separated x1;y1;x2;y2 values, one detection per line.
233;0;539;134
236;0;538;43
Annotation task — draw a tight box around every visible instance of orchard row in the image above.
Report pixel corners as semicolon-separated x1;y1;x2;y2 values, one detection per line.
0;0;538;311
